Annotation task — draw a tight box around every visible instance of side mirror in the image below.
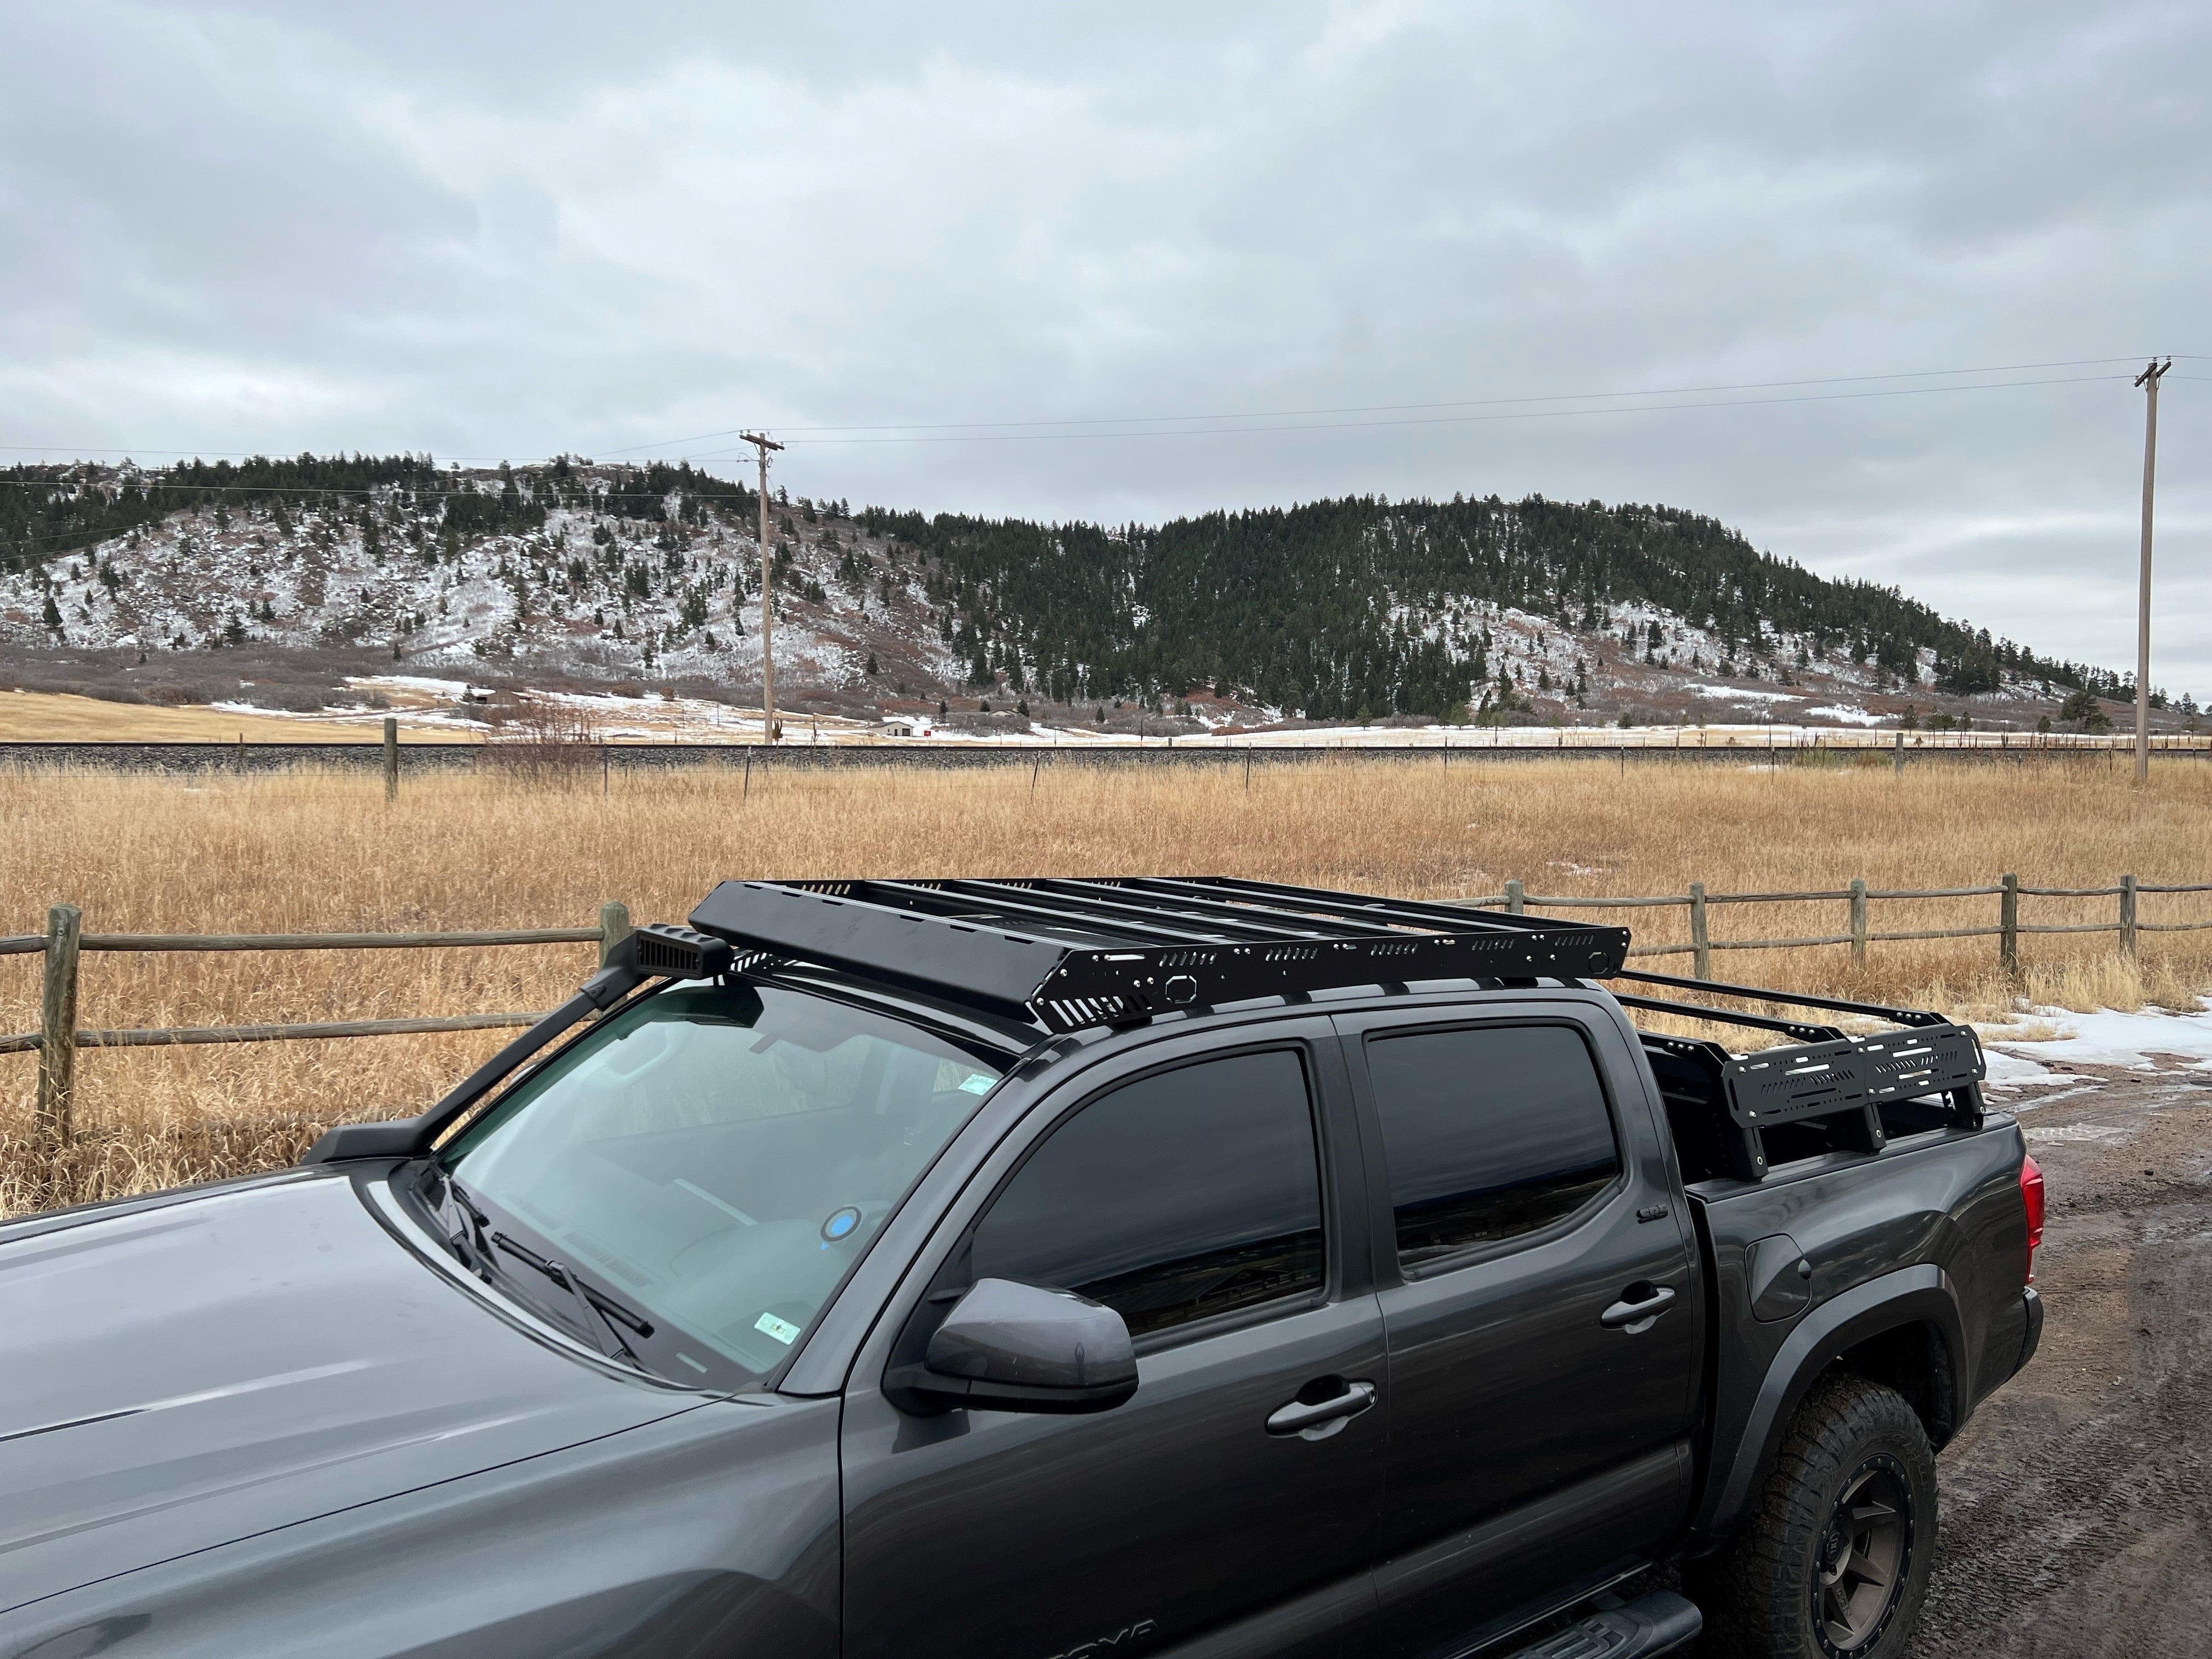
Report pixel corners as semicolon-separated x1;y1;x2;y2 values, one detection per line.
887;1278;1138;1415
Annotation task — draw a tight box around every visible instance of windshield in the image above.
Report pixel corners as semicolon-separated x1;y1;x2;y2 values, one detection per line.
442;981;1002;1383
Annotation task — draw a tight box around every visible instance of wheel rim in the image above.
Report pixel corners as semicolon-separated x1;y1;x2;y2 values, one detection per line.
1813;1455;1914;1654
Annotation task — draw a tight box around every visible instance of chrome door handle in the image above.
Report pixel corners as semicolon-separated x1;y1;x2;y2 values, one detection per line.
1600;1284;1678;1330
1266;1380;1376;1438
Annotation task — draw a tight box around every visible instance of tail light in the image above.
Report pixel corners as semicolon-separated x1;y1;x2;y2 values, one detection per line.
2020;1152;2046;1284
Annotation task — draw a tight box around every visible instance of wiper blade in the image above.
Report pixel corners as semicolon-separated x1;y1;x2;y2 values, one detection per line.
427;1170;493;1269
488;1230;657;1363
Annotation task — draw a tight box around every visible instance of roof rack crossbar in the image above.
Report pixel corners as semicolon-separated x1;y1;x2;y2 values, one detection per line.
840;878;1183;943
1605;968;1948;1029
1121;877;1537;940
1611;992;1846;1046
919;879;1259;945
1010;878;1354;942
1189;876;1586;939
1086;878;1418;940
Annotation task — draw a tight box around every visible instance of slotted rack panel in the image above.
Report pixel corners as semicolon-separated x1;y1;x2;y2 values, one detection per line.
688;876;1630;1031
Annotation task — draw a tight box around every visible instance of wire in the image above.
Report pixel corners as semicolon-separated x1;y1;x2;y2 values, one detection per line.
695;373;2133;451
603;355;2165;454
0;361;2175;500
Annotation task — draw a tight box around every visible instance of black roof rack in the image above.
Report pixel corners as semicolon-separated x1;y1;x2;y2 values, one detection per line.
688;877;1629;1033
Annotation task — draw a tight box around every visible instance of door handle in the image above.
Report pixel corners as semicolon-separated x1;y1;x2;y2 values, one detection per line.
1266;1380;1376;1438
1600;1284;1677;1330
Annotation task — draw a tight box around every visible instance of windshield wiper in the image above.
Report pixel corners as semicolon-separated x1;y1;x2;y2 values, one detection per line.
424;1169;494;1271
488;1229;657;1365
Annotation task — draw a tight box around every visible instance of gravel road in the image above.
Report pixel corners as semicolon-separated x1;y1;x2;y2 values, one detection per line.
1905;1065;2212;1658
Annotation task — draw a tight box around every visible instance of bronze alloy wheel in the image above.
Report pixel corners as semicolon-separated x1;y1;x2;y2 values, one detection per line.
1812;1454;1915;1655
1690;1374;1939;1659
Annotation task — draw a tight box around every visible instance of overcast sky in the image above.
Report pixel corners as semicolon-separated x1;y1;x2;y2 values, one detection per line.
4;2;2205;689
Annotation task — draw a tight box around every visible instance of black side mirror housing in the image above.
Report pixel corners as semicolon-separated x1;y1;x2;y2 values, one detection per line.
887;1278;1138;1415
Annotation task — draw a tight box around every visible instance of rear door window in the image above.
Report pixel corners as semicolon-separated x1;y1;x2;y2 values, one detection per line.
1364;1025;1619;1271
970;1049;1325;1338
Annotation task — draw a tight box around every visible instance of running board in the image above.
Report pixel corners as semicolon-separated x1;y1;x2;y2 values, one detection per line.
1500;1590;1702;1659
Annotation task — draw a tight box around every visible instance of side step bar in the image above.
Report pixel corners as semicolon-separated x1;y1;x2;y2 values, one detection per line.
1500;1591;1701;1659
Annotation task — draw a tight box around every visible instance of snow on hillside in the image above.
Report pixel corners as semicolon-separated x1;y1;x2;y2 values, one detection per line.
0;471;2097;731
0;491;961;697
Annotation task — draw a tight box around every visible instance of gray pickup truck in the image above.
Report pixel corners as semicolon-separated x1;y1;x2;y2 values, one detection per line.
0;877;2042;1659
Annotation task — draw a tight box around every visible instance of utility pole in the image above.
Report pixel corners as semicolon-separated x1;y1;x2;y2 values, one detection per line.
2132;358;2171;784
739;433;785;743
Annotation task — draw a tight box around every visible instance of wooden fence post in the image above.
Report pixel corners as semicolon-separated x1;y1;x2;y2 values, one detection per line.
1504;879;1523;915
1892;730;1904;776
36;904;82;1160
1999;873;2019;976
383;716;399;803
2119;874;2137;960
599;901;633;967
1849;878;1867;969
1689;881;1710;980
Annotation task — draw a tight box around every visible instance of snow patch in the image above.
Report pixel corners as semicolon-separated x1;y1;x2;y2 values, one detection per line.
1681;682;1808;705
1986;1001;2212;1073
1803;705;1888;726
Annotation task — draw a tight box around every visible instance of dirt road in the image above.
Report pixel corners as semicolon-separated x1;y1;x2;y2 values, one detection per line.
1906;1065;2212;1657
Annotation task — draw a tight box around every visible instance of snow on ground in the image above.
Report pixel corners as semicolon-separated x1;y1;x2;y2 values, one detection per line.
1680;682;1808;705
1978;1047;2073;1088
1986;1002;2212;1075
1802;705;1888;726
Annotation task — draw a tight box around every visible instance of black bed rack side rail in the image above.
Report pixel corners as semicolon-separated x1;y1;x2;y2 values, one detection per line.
1600;967;1986;1182
687;877;1631;1034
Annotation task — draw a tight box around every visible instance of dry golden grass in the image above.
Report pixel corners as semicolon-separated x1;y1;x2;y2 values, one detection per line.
0;689;479;742
4;752;2209;1215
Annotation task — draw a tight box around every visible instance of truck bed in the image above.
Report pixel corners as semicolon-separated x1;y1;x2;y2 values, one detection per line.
1613;967;2039;1544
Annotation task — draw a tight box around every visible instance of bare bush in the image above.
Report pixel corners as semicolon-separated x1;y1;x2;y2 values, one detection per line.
478;695;603;782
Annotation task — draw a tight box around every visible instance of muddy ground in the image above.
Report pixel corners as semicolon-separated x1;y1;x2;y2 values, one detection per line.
1904;1064;2212;1657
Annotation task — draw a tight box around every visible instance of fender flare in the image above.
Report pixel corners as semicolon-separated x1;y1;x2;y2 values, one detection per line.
1694;1262;1968;1542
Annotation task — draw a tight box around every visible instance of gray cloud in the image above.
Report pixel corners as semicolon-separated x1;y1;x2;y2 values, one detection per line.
3;0;2205;689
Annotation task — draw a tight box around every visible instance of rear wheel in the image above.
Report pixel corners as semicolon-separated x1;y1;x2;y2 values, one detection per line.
1690;1374;1937;1659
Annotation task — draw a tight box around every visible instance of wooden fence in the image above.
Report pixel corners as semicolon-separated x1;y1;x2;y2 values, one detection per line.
4;902;630;1160
1476;873;2212;976
7;877;2210;1161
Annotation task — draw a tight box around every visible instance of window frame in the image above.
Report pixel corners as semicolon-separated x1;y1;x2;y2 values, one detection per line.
943;1037;1341;1357
1349;1014;1629;1285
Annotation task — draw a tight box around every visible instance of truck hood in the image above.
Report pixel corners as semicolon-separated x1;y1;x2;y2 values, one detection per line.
0;1169;703;1614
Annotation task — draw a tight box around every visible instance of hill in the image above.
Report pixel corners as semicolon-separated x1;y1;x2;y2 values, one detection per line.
0;454;2178;735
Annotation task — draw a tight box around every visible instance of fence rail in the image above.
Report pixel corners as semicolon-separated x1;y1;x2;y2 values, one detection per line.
10;902;632;1163
1477;872;2212;978
8;878;2210;1167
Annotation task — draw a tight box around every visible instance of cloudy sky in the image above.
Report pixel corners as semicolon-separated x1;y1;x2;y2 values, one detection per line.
4;2;2206;689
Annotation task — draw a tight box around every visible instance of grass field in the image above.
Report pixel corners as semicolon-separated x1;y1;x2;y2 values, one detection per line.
0;689;483;742
4;754;2210;1215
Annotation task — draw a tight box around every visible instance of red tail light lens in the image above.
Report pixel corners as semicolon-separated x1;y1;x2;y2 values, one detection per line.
2020;1152;2046;1284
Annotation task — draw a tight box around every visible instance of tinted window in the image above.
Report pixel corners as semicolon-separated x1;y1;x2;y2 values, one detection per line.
972;1050;1324;1338
1367;1025;1619;1268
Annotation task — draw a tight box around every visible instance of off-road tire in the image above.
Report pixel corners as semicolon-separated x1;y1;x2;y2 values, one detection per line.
1689;1374;1938;1659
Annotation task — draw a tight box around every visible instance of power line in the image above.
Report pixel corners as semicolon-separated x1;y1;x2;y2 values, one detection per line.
599;355;2164;454
7;353;2174;466
690;372;2134;452
597;352;2168;451
0;362;2179;492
